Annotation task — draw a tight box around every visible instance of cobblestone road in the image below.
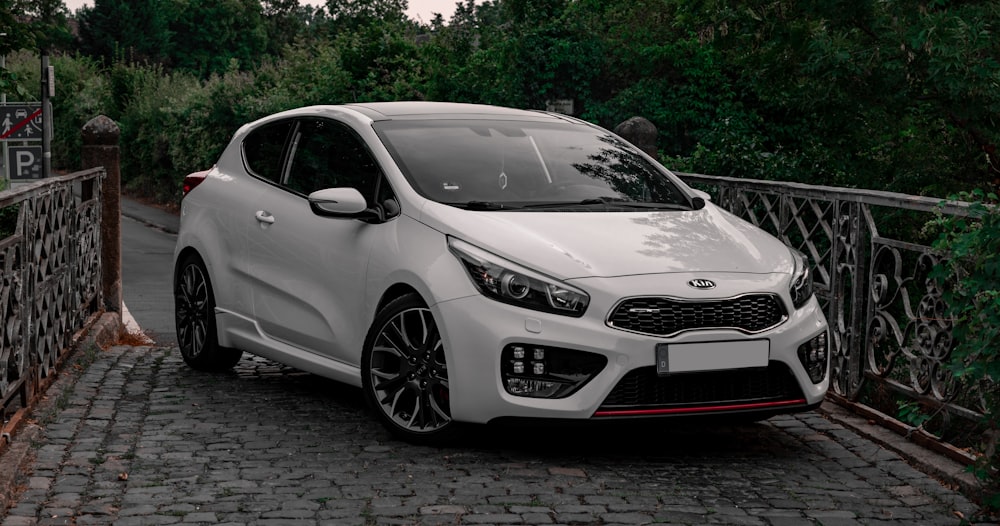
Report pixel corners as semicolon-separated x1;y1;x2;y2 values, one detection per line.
1;346;978;525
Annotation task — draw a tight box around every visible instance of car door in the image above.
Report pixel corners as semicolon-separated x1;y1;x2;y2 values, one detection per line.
246;116;391;362
203;119;293;318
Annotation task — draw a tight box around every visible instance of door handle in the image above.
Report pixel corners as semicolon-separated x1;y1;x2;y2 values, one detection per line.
254;211;275;224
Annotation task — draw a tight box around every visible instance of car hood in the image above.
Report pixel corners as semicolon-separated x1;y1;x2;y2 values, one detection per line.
416;202;795;280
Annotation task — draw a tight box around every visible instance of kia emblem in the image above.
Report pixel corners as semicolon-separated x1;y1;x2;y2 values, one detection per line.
688;279;716;290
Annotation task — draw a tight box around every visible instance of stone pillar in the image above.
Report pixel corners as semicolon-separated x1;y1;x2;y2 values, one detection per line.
614;117;658;158
82;116;122;314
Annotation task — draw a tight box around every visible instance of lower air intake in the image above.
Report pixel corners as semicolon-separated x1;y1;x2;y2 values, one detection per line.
597;361;804;414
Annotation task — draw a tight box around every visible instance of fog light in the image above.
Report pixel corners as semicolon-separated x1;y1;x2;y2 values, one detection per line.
797;331;829;384
506;378;560;397
501;344;607;398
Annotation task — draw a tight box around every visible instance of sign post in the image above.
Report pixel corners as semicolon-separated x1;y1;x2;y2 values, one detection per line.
41;51;51;179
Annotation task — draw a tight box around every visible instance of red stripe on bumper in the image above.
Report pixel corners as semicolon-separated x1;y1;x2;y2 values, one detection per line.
593;398;808;418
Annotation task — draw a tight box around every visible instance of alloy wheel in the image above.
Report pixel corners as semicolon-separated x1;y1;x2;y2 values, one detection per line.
367;307;451;433
175;262;209;360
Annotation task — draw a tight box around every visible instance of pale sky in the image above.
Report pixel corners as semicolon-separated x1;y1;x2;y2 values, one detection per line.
61;0;467;25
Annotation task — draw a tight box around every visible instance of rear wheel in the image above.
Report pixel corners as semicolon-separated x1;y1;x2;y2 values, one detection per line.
361;293;458;443
174;254;242;371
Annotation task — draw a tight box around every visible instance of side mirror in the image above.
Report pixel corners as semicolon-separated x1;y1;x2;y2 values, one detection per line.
308;188;368;217
690;189;711;210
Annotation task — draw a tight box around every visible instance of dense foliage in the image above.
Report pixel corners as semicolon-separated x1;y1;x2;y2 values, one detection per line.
1;0;995;200
930;191;1000;516
2;0;999;510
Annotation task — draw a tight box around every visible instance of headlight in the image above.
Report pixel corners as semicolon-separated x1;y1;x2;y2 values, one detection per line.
789;249;815;309
448;237;589;317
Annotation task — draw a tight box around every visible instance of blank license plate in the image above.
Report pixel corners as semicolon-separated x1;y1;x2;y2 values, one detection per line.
656;340;770;375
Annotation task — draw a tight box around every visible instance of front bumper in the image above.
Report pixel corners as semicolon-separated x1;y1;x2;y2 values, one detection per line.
433;273;829;425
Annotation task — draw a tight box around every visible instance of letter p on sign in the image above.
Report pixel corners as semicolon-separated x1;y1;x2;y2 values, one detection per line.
7;145;43;180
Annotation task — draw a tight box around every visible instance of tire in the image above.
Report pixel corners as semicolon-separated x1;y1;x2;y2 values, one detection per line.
173;254;242;372
361;293;459;444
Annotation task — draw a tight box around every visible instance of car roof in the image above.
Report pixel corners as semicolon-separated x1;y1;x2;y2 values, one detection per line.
345;101;569;122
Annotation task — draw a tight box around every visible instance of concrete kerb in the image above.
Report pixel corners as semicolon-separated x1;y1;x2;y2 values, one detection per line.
818;401;983;502
0;311;121;515
121;197;180;235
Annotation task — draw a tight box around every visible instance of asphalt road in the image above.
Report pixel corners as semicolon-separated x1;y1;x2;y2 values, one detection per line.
122;213;178;346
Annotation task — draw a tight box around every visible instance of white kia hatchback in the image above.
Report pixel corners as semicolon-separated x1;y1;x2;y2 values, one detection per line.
173;102;829;442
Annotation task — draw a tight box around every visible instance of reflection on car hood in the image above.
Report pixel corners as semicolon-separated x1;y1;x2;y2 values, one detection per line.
417;202;795;280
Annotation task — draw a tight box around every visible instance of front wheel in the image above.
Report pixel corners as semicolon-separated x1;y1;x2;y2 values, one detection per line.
174;254;242;372
361;293;458;444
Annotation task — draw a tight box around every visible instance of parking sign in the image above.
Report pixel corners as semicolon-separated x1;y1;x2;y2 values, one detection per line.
7;145;43;180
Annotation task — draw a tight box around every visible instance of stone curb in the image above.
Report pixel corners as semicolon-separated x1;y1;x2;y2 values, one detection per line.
818;400;982;502
78;311;123;351
0;311;120;515
121;197;179;235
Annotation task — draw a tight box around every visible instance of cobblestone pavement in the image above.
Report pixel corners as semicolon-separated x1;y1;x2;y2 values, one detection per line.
1;346;978;526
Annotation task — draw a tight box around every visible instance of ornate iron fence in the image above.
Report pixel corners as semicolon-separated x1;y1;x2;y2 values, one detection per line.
0;169;104;422
678;172;985;434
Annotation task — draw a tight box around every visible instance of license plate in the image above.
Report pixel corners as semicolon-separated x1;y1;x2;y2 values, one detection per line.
656;340;770;375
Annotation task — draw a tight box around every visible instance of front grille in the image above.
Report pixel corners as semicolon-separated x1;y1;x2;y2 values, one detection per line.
598;362;803;411
607;294;785;337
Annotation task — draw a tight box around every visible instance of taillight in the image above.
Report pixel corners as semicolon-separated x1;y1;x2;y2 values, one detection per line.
182;170;209;197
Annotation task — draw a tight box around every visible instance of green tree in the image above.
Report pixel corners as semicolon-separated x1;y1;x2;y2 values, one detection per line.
689;0;1000;194
324;0;408;30
332;20;423;101
1;0;72;99
260;0;320;56
166;0;268;77
1;0;34;100
418;0;505;102
1;0;35;54
17;0;72;50
76;0;172;66
311;0;423;101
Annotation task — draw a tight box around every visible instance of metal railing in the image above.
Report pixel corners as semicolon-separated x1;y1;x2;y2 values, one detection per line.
0;169;104;421
678;172;986;436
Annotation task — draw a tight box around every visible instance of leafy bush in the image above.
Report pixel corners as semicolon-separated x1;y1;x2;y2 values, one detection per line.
114;63;204;201
930;190;1000;516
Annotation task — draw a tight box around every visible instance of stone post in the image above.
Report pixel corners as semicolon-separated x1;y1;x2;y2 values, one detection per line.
82;116;122;314
614;117;658;158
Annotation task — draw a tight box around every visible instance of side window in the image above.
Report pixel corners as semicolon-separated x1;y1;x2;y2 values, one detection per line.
243;120;294;184
285;118;378;203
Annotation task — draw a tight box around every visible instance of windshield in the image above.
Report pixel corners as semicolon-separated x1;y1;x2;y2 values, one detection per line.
373;119;692;211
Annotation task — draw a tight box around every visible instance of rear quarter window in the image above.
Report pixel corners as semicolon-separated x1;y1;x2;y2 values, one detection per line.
243;120;295;183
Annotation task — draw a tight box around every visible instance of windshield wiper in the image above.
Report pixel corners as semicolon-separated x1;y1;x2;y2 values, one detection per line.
446;200;512;210
520;197;693;210
518;196;623;209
